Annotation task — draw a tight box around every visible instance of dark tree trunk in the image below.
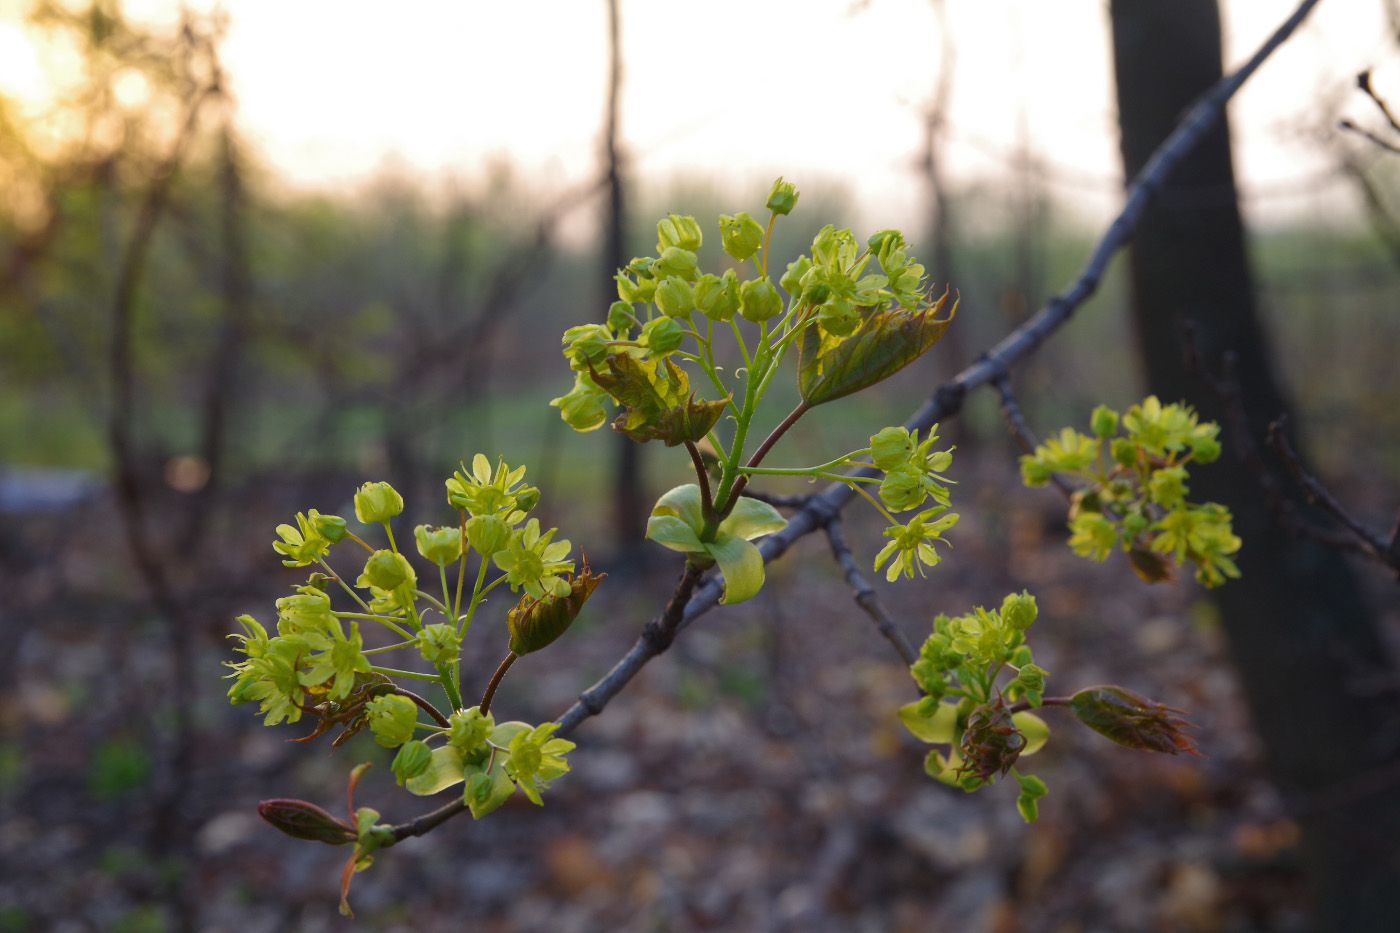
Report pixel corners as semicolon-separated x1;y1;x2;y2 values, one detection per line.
1110;3;1400;928
602;0;645;556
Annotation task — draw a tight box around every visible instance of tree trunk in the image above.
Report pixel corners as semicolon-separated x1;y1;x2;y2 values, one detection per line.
1110;2;1400;928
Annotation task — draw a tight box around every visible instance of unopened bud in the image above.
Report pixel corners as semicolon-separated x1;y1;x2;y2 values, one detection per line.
1070;685;1201;756
506;557;604;656
257;798;355;845
719;212;764;262
695;270;740;322
739;277;782;323
656;213;703;252
654;276;696;318
765;176;799;215
362;550;415;592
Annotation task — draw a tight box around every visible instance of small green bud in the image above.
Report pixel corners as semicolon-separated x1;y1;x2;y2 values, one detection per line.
650;246;699;282
276;586;334;635
780;256;812;298
878;465;927;512
308;510;349;544
1190;434;1221;463
1090;405;1119;438
354;481;403;525
447;706;494;751
514;486;540;512
719;211;764;262
1121;510;1149;540
366;694;418;748
362;550;416;592
416;623;462;666
642;316;684;356
616;270;656;304
415;524;463;566
817;298;858;336
257;799;355;845
607;301;636;332
695;269;740;322
803;282;831;307
466;514;511;557
1111;437;1138;469
654;276;696;318
867;228;904;256
1001;590;1038;631
739;277;783;323
766;176;799;215
656;213;703;252
562;324;613;370
391;740;433;786
870;426;915;471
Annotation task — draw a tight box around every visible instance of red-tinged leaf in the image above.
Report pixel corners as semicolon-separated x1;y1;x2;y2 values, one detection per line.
798;287;956;407
591;353;727;446
1070;685;1202;756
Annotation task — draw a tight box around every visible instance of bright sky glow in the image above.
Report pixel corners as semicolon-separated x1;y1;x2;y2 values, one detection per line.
2;0;1397;231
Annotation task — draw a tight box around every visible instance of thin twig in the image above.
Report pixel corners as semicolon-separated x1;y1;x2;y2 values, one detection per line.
1266;416;1400;577
685;440;715;520
1357;70;1400;134
479;652;517;716
741;490;814;509
1339;119;1400;155
824;519;918;666
383;0;1321;843
991;372;1076;498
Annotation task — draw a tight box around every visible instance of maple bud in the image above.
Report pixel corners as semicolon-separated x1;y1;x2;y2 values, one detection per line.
257;799;355;845
1070;685;1201;756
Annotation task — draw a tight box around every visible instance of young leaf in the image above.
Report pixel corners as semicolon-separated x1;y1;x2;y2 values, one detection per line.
797;288;956;407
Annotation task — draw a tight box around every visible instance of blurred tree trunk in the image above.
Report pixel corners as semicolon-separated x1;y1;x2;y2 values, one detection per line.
1110;3;1400;928
602;0;645;556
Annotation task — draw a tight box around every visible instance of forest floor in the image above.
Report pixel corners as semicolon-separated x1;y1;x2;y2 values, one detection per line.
3;449;1396;933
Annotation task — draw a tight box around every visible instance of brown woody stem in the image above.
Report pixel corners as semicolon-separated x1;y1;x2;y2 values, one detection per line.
479;652;517;716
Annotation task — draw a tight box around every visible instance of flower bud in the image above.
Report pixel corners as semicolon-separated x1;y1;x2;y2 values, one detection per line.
739;277;782;323
607;301;636;333
1019;455;1051;487
695;269;740;322
514;485;540;513
1000;590;1038;631
276;586;334;635
1070;685;1200;756
466;514;510;557
879;465;927;512
616;270;656;304
562;324;613;371
308;510;349;544
870;426;915;471
366;694;417;748
766;176;799;215
1111;437;1138;469
779;256;811;298
257;798;355;845
817;298;858;336
391;740;433;786
1189;434;1221;463
867;228;904;256
447;706;495;751
416;623;462;666
362;550;416;592
803;282;831;307
506;557;604;656
1127;546;1174;583
719;211;764;262
415;525;463;566
642;316;684;356
650;246;699;282
654;276;696;318
1090;405;1119;438
656;213;703;252
354;481;403;525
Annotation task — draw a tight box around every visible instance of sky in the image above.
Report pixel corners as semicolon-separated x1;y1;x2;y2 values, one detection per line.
1;0;1397;233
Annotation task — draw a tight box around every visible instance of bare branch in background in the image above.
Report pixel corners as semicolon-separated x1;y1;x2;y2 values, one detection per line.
824;518;919;668
1266;416;1400;578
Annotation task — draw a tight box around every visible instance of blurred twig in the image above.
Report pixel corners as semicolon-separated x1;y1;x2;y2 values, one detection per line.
1267;415;1400;578
824;518;918;668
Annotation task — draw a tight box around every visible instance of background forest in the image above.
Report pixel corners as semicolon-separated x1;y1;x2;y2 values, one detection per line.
2;1;1400;931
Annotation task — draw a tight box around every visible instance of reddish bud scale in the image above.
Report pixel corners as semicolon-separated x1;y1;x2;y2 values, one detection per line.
1070;685;1202;756
257;799;355;845
956;699;1027;781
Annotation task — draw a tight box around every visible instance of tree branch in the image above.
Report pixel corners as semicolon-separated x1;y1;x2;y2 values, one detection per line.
824;518;918;667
